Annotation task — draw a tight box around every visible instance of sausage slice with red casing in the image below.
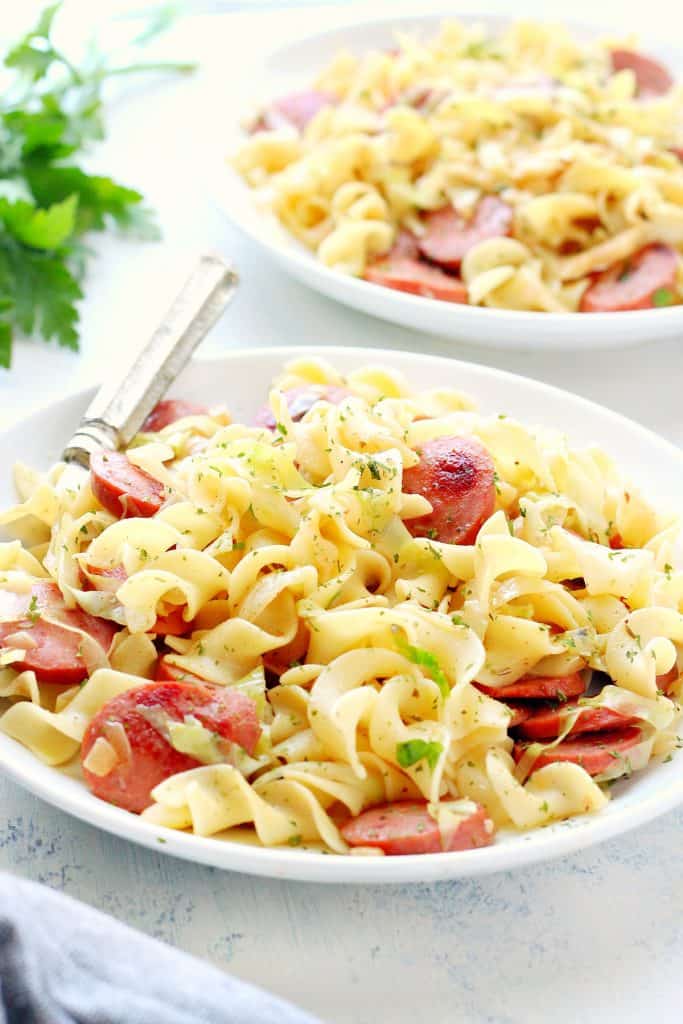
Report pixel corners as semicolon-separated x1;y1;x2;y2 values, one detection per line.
504;701;535;729
610;49;673;97
402;435;496;545
475;672;586;702
81;681;261;812
418;196;513;269
251;90;335;133
341;800;493;855
142;399;208;432
514;701;640;741
364;259;468;302
387;229;421;260
255;384;350;431
155;657;208;686
0;580;117;686
580;244;678;313
90;450;165;519
513;725;643;778
86;566;191;636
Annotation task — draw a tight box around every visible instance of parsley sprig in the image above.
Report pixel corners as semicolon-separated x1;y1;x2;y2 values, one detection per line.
0;2;195;367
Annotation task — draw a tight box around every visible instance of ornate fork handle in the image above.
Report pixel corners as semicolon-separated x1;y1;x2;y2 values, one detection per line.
63;253;238;467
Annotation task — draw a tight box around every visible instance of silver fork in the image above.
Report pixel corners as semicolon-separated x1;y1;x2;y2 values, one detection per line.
63;253;238;467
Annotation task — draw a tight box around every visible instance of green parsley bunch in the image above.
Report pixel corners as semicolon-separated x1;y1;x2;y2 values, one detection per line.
0;2;194;366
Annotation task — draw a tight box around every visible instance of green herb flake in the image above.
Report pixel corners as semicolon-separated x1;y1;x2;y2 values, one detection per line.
396;738;444;772
26;594;40;622
652;287;675;307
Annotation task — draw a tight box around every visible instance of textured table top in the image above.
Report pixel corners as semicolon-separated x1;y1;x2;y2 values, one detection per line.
0;4;682;1022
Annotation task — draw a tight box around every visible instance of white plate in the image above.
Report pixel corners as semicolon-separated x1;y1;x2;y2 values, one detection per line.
0;346;682;883
209;12;683;352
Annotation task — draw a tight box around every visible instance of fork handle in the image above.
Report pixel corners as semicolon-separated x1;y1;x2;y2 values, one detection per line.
63;253;238;467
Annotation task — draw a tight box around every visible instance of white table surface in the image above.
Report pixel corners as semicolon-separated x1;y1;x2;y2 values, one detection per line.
1;4;682;1022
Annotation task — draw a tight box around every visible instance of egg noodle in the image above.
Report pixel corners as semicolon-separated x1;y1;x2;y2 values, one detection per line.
234;20;683;312
0;359;680;855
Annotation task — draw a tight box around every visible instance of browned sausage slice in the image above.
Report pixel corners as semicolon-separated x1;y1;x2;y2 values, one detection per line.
513;725;643;777
142;399;208;432
251;91;335;133
81;681;261;812
418;196;513;269
341;800;493;855
515;701;640;741
387;229;421;260
402;435;496;545
475;672;586;702
0;580;117;686
255;384;350;431
610;49;673;97
580;244;678;312
364;259;468;302
90;451;165;519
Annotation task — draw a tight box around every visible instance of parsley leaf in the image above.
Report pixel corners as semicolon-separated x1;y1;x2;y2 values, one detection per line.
396;739;443;771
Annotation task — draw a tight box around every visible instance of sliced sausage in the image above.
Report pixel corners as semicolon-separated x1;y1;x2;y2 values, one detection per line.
155;657;208;686
90;451;165;519
610;49;673;97
142;399;208;433
657;665;680;694
255;384;350;431
0;580;117;686
364;258;468;303
340;800;493;855
580;244;678;313
262;621;310;678
152;607;192;636
81;681;261;812
402;435;496;545
388;229;421;260
85;564;128;587
418;196;513;269
251;90;335;133
86;566;189;636
504;701;535;729
514;701;640;741
475;672;586;702
513;725;643;777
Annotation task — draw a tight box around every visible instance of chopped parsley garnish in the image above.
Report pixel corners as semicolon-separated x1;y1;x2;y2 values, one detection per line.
275;422;288;436
396;739;443;771
26;595;40;623
652;287;675;307
367;458;382;481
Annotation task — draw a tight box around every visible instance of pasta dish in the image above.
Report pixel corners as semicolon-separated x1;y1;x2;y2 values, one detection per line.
0;360;680;856
234;21;683;313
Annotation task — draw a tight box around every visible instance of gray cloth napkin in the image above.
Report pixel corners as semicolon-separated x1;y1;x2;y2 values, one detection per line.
0;873;320;1024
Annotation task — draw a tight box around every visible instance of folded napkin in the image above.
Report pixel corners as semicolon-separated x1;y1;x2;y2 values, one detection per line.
0;873;320;1024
